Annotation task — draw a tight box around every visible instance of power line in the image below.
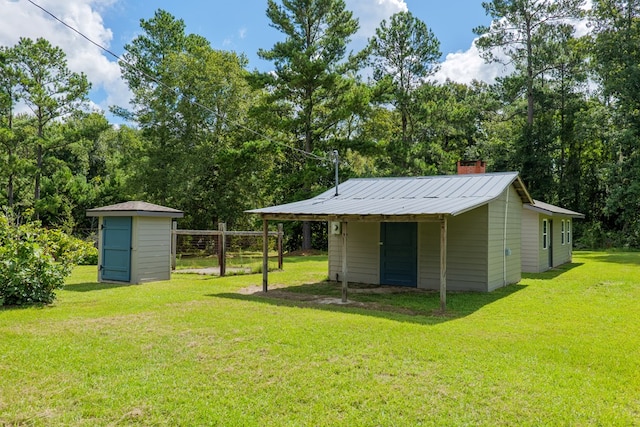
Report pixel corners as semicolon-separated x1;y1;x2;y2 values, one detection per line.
24;0;328;163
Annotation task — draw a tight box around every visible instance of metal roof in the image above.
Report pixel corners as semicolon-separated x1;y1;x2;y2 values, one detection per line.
525;200;585;219
86;201;184;218
248;172;532;220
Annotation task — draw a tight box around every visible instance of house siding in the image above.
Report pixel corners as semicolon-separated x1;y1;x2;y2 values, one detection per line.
551;217;572;268
418;206;489;292
522;213;575;273
418;222;440;289
131;217;172;283
328;222;380;284
487;186;522;291
521;208;541;273
538;215;551;272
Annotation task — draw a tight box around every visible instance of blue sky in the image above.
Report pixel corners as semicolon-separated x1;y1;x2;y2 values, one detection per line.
1;0;499;121
101;0;492;69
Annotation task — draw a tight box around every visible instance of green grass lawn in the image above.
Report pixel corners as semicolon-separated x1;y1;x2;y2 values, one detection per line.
1;251;639;426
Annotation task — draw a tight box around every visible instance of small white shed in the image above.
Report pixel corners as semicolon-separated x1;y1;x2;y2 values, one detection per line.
86;201;184;284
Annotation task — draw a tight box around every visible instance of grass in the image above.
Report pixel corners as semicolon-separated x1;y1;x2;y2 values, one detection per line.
1;251;639;426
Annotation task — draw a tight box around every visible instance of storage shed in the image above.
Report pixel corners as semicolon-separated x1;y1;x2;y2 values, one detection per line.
249;172;534;308
521;200;584;273
86;201;184;284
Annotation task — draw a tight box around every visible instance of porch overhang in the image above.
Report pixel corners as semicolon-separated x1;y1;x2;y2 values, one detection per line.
256;212;450;312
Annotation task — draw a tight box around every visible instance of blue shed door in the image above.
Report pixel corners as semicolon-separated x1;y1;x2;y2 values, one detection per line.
380;222;417;287
101;217;132;282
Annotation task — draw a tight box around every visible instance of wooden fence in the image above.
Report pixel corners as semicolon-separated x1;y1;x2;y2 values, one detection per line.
171;222;284;276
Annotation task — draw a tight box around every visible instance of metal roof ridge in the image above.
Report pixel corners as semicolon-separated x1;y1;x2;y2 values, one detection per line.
344;171;519;182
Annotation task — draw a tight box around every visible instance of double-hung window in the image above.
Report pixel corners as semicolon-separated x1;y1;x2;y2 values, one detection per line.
542;219;548;250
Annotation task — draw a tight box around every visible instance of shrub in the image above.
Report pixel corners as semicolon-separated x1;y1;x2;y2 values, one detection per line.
0;215;89;306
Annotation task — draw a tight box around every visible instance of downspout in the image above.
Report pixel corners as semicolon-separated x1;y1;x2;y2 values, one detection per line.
503;187;510;287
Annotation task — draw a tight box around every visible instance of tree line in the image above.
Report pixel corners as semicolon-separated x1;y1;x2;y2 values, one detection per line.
1;0;639;249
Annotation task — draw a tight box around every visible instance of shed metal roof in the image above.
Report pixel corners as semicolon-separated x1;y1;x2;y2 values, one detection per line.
525;200;585;219
248;172;532;220
86;201;184;218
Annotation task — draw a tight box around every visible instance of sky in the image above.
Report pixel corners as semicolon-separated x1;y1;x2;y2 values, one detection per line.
0;0;506;122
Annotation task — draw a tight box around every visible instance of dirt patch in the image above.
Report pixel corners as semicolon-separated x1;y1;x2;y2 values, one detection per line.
237;284;449;317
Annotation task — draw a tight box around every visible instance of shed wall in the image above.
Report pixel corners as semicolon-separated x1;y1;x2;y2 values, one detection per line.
328;222;380;284
131;217;172;283
487;185;522;290
418;206;489;292
521;208;541;273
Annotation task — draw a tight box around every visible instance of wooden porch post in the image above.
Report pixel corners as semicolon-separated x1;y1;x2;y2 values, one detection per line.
341;221;348;303
262;218;269;292
277;223;283;270
440;215;448;312
171;221;177;270
218;222;226;277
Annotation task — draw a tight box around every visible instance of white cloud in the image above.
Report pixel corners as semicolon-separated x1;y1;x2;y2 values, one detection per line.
0;0;130;118
346;0;407;41
435;2;593;86
434;42;510;85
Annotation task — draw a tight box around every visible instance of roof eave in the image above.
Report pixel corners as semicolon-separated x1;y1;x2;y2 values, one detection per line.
86;210;184;218
523;204;585;219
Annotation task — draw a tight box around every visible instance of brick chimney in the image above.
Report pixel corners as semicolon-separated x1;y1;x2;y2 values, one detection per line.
457;160;486;174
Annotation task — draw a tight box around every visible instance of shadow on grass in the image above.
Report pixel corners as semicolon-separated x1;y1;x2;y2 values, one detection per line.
522;262;584;280
578;251;640;266
64;282;134;292
210;281;527;324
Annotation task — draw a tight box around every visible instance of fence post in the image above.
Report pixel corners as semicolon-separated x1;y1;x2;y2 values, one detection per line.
277;223;283;270
218;222;226;277
171;221;177;270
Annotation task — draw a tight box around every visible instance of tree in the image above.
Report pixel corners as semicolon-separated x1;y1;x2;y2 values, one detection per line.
590;0;640;244
118;10;208;206
11;38;90;209
366;11;441;147
119;10;269;229
474;0;585;199
474;0;585;126
0;45;20;208
257;0;360;250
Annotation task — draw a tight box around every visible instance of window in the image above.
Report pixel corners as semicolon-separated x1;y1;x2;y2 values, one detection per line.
561;220;565;245
567;220;571;244
542;219;548;250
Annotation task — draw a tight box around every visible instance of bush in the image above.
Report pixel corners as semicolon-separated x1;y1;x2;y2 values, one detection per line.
0;215;89;306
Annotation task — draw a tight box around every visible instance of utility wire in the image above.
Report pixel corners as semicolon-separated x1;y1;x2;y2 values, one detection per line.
24;0;328;162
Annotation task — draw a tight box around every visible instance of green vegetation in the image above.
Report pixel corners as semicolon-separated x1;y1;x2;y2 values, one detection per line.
1;251;638;425
0;215;96;306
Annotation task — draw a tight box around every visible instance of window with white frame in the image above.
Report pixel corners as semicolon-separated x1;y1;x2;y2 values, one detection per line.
542;219;548;250
567;220;571;244
561;220;565;245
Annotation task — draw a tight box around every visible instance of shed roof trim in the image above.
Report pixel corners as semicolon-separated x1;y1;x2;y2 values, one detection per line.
248;172;532;219
525;200;585;219
86;201;184;218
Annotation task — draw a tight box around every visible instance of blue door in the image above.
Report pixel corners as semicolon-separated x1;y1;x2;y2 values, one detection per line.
101;217;132;282
380;222;417;287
